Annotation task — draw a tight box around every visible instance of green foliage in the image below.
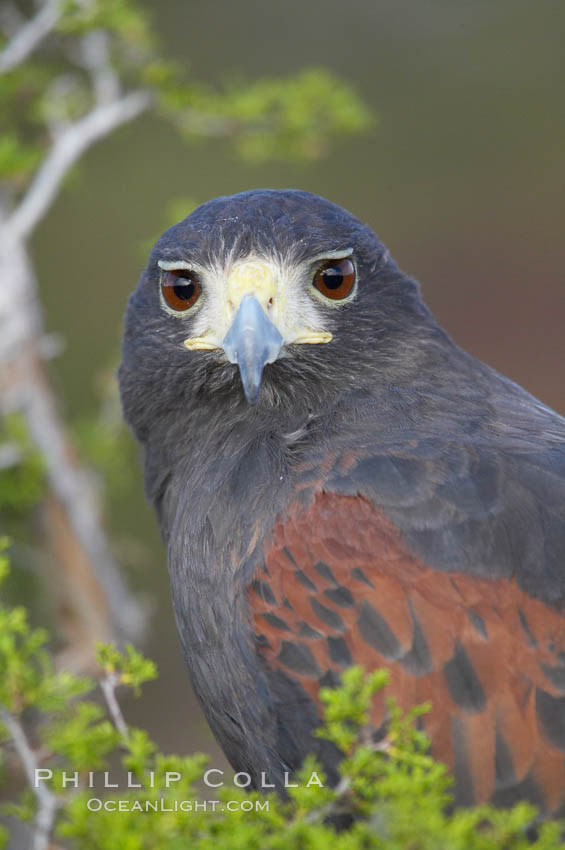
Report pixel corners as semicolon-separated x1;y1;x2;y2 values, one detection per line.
1;0;372;202
318;666;390;752
58;0;152;46
161;67;374;162
0;62;51;185
96;641;157;694
0;132;42;186
0;414;45;516
0;541;90;714
0;548;563;849
200;68;374;162
44;701;120;770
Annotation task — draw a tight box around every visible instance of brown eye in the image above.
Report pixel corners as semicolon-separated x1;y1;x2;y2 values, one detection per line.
312;257;356;301
161;269;202;312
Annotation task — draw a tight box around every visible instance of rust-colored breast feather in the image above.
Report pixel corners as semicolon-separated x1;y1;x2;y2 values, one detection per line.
249;491;565;812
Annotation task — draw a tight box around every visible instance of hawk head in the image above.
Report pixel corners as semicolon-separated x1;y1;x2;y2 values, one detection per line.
119;189;435;442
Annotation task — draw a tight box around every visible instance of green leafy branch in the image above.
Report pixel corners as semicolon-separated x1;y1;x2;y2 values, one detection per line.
0;0;371;241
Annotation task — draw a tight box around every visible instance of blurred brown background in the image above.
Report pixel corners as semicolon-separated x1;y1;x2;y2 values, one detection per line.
31;0;565;767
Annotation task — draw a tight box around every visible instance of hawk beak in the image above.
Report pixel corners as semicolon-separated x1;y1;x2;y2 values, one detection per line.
222;295;284;404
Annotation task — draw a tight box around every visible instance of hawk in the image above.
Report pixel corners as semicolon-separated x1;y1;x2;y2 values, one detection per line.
118;190;565;813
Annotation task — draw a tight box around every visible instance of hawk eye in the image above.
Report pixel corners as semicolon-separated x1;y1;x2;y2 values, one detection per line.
312;257;355;301
161;269;202;312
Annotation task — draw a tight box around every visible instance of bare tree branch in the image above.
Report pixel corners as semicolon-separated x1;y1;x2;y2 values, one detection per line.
0;3;154;656
19;357;147;645
80;30;121;106
0;231;146;656
5;89;152;242
0;707;59;850
100;672;130;739
0;0;61;75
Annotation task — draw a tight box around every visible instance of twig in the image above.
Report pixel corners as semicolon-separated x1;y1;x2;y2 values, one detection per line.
305;774;351;824
0;707;59;850
79;30;121;106
305;728;391;824
0;0;61;75
5;88;152;241
100;672;129;739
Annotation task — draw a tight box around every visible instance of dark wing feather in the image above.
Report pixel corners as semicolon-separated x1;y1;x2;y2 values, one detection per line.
248;386;565;811
321;386;565;604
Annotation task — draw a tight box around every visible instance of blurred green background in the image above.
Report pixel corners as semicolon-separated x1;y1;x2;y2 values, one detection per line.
30;0;565;767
